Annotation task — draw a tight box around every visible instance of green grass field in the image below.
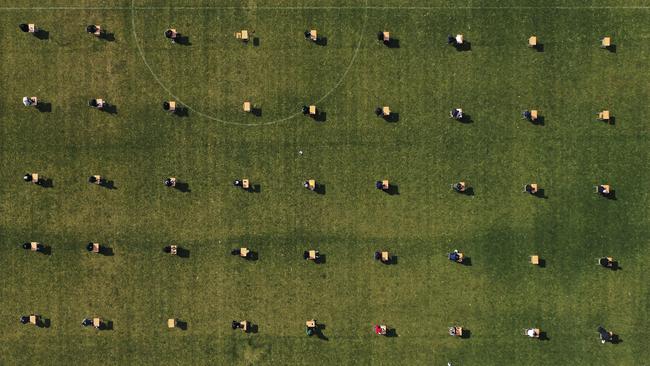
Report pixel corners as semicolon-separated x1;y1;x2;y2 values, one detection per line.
1;1;649;365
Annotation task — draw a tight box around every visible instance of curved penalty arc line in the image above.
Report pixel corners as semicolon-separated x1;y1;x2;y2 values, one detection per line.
130;0;368;127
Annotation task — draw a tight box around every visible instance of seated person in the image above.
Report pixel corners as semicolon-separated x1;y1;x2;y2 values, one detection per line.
88;99;103;109
374;324;387;335
598;326;613;343
599;257;613;268
164;29;177;40
448;250;463;263
597;185;610;195
164;178;175;187
82;318;93;327
522;110;532;120
302;105;309;115
23;97;35;107
303;250;320;260
524;184;536;194
231;248;241;256
23;173;41;185
526;328;539;338
22;242;43;251
450;109;463;120
20;315;30;324
453;182;466;192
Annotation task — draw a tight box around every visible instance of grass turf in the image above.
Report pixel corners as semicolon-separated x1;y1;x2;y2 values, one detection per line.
0;1;649;365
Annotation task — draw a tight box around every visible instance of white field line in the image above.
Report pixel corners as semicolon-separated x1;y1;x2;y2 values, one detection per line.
130;0;369;126
2;6;650;11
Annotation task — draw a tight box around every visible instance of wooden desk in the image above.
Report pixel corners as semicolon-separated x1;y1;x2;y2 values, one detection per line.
243;101;251;112
170;245;178;255
28;24;36;33
169;177;177;187
455;327;463;336
602;37;611;47
30;315;37;325
381;251;389;262
93;318;101;328
92;243;100;253
240;321;248;331
168;101;176;112
382;180;389;190
533;328;540;336
530;110;538;121
240;247;249;257
241;30;249;41
309;105;316;115
601;185;611;194
306;320;316;328
457;253;464;262
530;255;540;265
30;97;38;106
168;318;176;328
383;32;390;42
31;242;39;251
31;173;39;183
93;175;102;184
382;106;391;116
457;182;466;191
308;179;316;190
528;36;537;47
309;250;317;260
455;34;464;44
242;179;250;189
310;30;318;41
530;183;538;193
96;99;104;108
94;25;102;36
599;110;610;120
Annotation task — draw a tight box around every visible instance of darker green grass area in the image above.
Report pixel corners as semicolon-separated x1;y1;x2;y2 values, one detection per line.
0;2;649;366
